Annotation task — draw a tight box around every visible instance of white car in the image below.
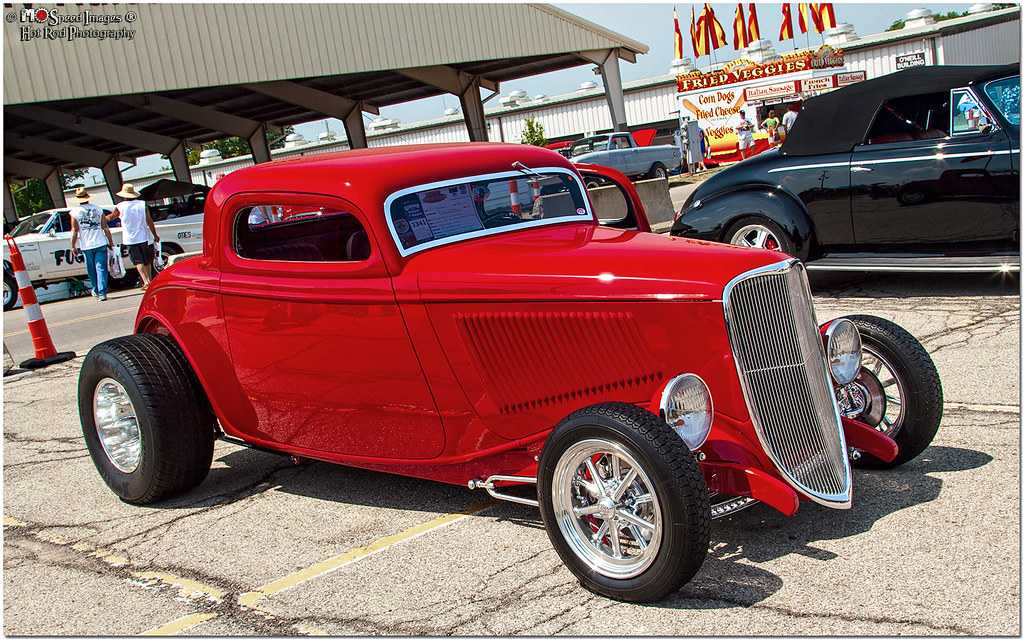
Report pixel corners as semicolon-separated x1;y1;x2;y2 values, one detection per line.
4;207;204;310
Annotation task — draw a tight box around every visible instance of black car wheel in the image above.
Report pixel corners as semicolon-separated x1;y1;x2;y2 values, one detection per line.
4;269;17;311
727;217;793;254
153;244;183;275
538;402;709;602
79;334;216;504
843;315;943;469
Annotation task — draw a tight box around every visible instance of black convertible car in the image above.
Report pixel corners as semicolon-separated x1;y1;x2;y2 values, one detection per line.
671;64;1020;271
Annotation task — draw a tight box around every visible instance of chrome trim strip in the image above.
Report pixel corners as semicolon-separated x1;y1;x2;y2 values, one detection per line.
722;259;852;508
767;149;1014;173
805;262;1020;273
383;167;592;258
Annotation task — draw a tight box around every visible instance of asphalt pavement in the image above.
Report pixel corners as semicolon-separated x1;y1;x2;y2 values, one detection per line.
3;247;1020;635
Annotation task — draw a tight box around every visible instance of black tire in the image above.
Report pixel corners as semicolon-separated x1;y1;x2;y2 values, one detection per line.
726;216;794;255
844;315;943;469
538;402;709;602
78;333;216;504
585;178;604;190
4;269;17;311
647;162;668;180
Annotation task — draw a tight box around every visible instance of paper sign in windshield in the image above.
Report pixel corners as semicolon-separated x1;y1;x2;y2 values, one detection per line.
418;185;483;239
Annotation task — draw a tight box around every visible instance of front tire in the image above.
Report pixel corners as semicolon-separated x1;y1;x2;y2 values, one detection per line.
844;315;943;469
538;402;709;602
78;334;216;504
4;269;17;311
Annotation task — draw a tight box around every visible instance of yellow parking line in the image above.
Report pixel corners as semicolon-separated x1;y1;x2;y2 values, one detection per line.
945;402;1020;413
133;572;225;603
139;613;216;636
4;306;136;337
238;499;496;608
3;515;27;527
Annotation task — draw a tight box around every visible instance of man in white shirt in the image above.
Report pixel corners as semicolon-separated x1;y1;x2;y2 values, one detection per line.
69;187;115;301
734;110;755;160
107;183;160;289
782;105;799;138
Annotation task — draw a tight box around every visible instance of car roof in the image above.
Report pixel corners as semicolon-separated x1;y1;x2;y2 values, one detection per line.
780;63;1018;156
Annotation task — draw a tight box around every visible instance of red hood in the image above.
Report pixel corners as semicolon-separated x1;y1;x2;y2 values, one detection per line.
405;224;785;302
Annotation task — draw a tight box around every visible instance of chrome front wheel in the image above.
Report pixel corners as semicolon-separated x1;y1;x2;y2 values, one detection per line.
551;439;663;579
93;378;142;473
730;223;784;251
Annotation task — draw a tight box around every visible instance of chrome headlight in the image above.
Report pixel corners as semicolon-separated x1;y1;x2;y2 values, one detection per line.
825;318;862;386
659;374;713;450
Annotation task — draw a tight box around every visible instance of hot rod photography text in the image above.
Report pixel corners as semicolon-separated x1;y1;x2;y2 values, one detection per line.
2;2;1019;636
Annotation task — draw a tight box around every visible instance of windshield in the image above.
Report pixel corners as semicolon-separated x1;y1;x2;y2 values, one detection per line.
569;136;609;158
386;168;591;256
984;76;1020;128
10;212;52;237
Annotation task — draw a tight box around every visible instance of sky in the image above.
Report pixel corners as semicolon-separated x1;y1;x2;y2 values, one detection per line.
120;2;985;180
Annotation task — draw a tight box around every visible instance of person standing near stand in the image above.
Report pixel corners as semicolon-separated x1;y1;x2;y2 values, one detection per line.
107;183;160;289
734;110;755;160
69;187;114;301
762;109;780;147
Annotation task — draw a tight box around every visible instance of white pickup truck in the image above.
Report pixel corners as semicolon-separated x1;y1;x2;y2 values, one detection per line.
3;207;204;310
568;132;682;184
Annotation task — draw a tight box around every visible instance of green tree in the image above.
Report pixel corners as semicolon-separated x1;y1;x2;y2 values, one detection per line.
886;5;1015;31
60;168;87;189
186;126;296;165
9;179;54;217
520;116;547;147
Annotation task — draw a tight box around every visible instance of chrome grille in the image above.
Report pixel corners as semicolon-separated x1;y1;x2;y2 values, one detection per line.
723;260;851;507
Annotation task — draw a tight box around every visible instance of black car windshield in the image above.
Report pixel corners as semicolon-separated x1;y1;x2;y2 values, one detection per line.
10;212;52;237
386;168;591;256
569;137;609;157
984;76;1020;129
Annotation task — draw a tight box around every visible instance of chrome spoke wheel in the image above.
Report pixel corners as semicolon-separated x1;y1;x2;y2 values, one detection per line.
857;345;906;438
93;377;142;473
730;224;781;251
552;439;662;579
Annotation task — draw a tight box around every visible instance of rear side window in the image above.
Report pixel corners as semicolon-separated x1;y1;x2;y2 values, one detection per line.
235;205;370;262
867;92;950;144
385;168;590;256
951;88;995;135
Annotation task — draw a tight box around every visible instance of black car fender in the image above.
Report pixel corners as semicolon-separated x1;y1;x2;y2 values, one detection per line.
671;186;815;260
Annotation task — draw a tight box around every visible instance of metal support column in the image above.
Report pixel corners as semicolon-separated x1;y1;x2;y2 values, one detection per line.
344;109;368;149
597;50;629;133
44;170;66;208
167;143;192;183
459;77;490;142
101;159;124;204
4;177;19;225
248;124;272;164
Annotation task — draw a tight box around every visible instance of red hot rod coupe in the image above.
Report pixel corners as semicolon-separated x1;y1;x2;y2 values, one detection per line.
79;143;942;602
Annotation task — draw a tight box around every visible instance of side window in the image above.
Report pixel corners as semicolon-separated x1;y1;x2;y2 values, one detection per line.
614;135;632;149
57;212;72;233
866;92;950;144
951;88;994;135
235;205;370;262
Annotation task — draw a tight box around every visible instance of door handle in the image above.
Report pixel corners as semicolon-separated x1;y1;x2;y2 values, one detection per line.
850;166;873;172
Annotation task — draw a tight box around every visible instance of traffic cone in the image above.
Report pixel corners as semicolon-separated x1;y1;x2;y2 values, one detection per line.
4;237;75;369
508;180;523;217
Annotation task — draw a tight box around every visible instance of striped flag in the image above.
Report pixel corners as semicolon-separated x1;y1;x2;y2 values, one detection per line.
733;4;749;50
691;5;708;57
705;4;728;50
819;3;837;30
748;3;761;41
674;6;683;59
780;3;794;40
798;3;811;34
809;3;825;32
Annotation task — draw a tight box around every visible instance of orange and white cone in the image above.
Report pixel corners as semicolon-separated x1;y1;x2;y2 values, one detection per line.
508;180;523;217
4;237;75;369
530;178;541;200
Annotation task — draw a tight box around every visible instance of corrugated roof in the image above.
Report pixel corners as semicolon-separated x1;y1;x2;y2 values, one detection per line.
840;6;1019;51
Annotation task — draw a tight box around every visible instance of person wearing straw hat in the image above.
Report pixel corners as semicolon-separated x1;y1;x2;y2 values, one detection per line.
108;183;160;289
69;187;114;301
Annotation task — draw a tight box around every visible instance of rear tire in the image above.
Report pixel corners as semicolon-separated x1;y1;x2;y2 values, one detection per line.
726;216;794;255
845;315;943;469
538;402;709;602
647;163;668;180
78;334;215;504
153;244;182;275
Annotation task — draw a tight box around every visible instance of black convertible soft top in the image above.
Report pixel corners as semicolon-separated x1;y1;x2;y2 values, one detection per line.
780;63;1019;156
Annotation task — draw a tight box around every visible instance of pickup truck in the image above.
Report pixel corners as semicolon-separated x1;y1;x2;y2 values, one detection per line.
3;207;204;310
568;132;682;184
